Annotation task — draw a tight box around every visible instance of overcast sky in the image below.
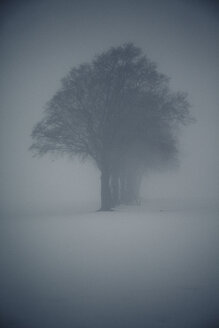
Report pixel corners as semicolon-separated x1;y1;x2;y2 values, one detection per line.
0;0;218;215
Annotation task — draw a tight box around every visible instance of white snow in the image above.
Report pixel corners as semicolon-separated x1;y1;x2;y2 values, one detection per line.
0;200;219;328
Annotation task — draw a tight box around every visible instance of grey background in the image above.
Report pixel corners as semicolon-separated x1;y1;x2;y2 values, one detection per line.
0;0;218;215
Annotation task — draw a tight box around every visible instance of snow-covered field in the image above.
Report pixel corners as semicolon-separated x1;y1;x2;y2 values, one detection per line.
0;200;219;328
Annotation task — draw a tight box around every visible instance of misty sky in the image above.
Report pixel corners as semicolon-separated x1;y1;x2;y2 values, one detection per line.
0;0;218;215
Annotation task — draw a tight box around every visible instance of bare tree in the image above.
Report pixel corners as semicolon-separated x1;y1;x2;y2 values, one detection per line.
30;43;192;210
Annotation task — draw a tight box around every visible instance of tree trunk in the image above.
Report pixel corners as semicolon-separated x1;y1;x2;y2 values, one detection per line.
111;172;120;207
100;166;112;211
120;172;128;204
120;171;142;205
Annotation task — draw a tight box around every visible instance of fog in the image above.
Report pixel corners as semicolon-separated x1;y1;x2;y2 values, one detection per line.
0;0;218;214
0;0;219;327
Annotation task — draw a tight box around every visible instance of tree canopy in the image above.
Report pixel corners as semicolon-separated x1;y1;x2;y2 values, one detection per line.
30;43;192;210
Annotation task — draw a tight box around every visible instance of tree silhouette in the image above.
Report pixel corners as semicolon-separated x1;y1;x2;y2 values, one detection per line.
30;43;192;210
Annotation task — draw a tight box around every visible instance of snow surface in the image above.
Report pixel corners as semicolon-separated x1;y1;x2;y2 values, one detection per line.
0;200;219;328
